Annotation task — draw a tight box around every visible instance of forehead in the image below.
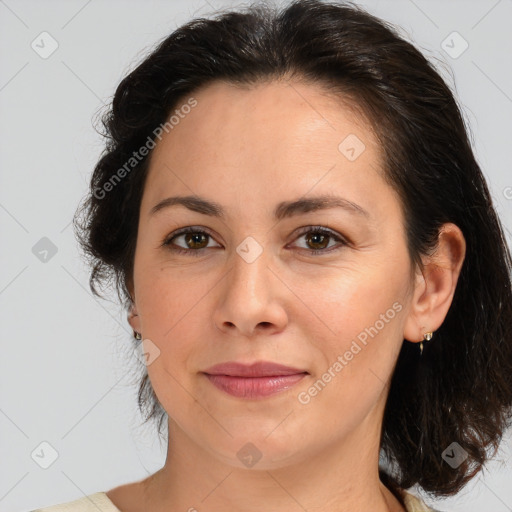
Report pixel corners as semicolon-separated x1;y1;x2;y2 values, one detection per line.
142;79;390;219
154;78;377;156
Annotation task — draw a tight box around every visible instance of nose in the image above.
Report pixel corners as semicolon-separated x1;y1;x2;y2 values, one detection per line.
212;244;288;339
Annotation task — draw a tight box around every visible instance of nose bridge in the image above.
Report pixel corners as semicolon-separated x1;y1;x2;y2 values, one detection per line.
233;236;270;292
230;234;272;305
213;234;287;336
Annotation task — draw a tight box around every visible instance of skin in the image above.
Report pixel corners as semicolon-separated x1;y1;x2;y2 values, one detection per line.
106;79;466;512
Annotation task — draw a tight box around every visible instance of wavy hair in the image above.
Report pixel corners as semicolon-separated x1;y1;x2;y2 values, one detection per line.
73;0;512;498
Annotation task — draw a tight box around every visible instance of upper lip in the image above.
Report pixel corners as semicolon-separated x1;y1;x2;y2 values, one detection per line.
203;361;309;377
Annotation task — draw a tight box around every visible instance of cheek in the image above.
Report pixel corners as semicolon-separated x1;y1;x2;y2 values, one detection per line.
294;264;407;402
134;267;211;383
138;283;208;418
292;260;406;346
135;261;212;332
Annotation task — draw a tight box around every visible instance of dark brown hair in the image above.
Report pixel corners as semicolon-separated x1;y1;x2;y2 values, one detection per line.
74;0;512;498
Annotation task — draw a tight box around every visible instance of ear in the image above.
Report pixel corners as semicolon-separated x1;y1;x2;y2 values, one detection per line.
403;222;466;343
127;302;141;335
125;276;141;334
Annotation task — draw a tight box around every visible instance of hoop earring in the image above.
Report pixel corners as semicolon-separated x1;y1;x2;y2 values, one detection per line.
133;331;142;340
420;331;433;355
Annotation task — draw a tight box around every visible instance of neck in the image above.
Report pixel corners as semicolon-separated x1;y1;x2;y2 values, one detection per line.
139;412;405;512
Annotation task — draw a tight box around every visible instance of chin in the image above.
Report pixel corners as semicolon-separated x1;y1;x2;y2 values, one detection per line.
209;431;312;471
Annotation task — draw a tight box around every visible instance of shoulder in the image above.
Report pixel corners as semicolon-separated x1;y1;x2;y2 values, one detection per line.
30;492;121;512
401;490;445;512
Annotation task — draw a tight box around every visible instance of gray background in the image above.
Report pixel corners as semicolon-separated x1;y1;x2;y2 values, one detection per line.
1;0;511;511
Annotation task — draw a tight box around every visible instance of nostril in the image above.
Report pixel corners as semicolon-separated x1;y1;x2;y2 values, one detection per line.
258;322;272;328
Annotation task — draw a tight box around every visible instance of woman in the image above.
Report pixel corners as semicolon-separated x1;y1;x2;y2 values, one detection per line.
33;0;512;511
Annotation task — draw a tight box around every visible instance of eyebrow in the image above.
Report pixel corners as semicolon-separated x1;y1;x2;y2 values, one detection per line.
149;194;370;221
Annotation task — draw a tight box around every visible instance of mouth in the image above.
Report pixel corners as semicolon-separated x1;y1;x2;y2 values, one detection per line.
201;361;309;399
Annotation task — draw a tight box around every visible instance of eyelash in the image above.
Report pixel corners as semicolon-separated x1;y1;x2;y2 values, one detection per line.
161;226;348;256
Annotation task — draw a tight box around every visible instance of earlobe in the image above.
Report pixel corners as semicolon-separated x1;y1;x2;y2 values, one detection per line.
127;303;142;336
403;222;466;344
403;266;430;343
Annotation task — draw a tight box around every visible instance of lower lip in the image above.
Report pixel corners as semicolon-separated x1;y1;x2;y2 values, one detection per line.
204;373;308;399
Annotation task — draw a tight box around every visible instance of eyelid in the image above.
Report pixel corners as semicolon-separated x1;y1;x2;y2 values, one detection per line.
289;225;349;254
291;225;349;244
162;226;221;247
162;225;349;255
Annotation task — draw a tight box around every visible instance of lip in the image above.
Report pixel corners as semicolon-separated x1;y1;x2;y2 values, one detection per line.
202;361;309;399
203;361;308;377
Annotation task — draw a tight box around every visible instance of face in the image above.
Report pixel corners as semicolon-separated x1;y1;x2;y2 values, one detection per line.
128;79;416;469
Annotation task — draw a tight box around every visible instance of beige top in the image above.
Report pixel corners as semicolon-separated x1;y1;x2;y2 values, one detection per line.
31;489;441;511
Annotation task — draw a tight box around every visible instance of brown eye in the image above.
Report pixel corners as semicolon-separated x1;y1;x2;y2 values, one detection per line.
292;226;348;255
305;231;330;251
180;232;209;250
162;227;220;256
162;225;347;257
